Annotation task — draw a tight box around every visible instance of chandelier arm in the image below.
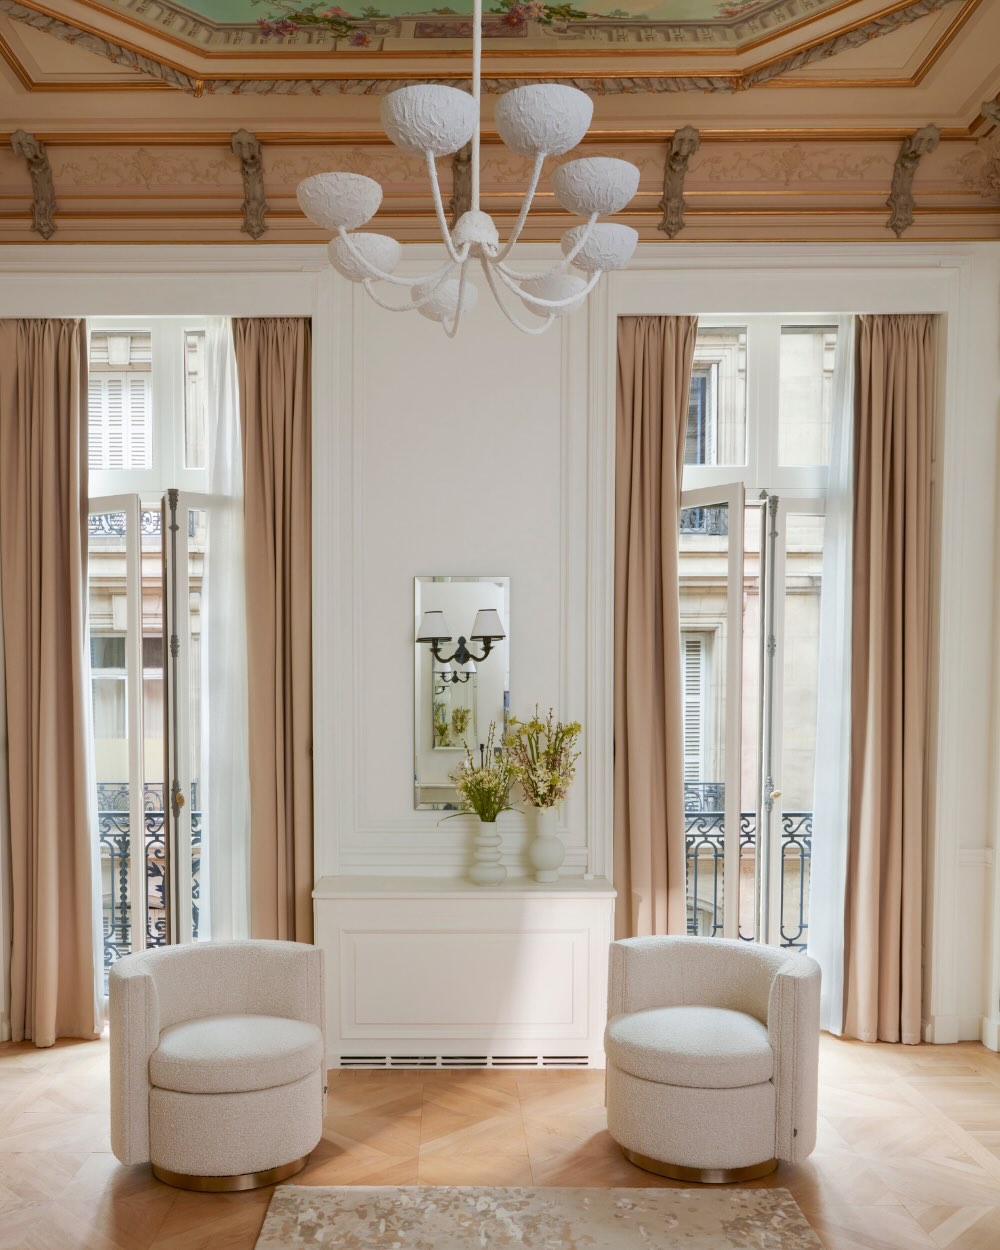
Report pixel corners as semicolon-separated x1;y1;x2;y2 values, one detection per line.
337;229;459;287
425;151;467;263
495;213;599;281
492;263;604;309
494;152;546;263
479;257;557;336
361;267;457;312
443;260;473;339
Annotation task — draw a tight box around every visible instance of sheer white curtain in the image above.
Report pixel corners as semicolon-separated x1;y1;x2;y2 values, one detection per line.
807;314;855;1034
201;318;250;940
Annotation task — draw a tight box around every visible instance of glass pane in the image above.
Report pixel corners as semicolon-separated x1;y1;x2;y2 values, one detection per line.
679;503;730;936
140;510;167;949
687;328;747;467
184;331;208;470
778;326;837;467
88;512;134;981
87;331;152;472
187;508;207;940
779;512;824;949
739;502;765;941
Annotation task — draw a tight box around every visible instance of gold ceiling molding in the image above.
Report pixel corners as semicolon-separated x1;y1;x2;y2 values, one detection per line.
0;0;975;95
0;127;983;146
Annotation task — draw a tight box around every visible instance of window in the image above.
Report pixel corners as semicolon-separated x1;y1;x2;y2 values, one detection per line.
680;315;844;947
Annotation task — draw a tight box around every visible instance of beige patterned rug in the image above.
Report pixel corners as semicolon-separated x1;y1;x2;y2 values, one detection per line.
255;1185;824;1248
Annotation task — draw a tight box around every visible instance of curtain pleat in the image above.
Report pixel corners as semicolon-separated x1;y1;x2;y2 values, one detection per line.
614;315;699;938
844;313;935;1044
231;318;314;942
0;318;99;1046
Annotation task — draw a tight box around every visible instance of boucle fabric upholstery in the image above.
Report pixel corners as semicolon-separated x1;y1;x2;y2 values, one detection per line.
150;1015;323;1095
606;1065;776;1170
605;936;820;1169
149;1069;323;1176
110;940;325;1172
605;1006;773;1088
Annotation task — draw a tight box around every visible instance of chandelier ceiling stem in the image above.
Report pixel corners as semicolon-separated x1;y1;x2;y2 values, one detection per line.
295;0;641;333
471;0;482;213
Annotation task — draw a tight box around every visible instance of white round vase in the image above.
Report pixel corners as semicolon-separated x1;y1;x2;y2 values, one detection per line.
527;806;564;883
469;818;507;886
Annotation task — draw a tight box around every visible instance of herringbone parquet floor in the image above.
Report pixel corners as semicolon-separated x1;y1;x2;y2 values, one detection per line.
0;1034;999;1249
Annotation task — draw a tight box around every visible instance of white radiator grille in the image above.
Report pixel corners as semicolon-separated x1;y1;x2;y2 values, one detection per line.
338;1054;590;1070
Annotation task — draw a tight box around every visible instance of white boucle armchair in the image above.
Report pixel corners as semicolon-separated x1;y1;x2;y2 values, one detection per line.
110;939;325;1192
605;935;820;1183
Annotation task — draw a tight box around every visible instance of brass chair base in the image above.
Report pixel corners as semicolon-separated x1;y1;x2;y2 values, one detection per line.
151;1154;309;1192
622;1148;779;1185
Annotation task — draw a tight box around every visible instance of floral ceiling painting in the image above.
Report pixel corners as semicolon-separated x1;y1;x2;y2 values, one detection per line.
104;0;850;50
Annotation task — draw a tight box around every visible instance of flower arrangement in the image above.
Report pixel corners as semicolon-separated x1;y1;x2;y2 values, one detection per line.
449;722;515;822
506;706;581;809
450;706;472;739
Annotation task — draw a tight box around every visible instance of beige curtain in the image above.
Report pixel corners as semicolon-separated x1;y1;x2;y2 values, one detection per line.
232;318;314;942
614;315;699;938
844;314;935;1044
0;319;98;1046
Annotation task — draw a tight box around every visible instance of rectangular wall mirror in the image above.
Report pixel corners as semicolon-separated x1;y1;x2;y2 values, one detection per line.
414;575;510;810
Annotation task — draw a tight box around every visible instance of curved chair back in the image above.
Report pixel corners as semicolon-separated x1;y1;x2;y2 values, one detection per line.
608;935;794;1025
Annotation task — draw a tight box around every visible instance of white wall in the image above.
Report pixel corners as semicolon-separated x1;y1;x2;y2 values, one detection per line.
1;242;998;1044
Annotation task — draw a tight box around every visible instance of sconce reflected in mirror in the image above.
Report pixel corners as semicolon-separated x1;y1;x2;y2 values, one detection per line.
414;577;509;810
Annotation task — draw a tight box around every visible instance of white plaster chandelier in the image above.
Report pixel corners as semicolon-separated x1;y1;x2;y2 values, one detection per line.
295;0;639;336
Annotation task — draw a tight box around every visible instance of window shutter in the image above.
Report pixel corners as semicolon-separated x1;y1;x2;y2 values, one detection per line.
682;635;706;782
87;373;151;470
127;374;152;468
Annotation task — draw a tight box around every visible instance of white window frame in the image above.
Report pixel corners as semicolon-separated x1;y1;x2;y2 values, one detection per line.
683;313;841;497
87;317;210;499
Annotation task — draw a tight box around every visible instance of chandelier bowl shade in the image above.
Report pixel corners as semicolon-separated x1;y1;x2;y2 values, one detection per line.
552;157;641;217
413;275;480;322
297;172;383;231
562;223;639;272
381;85;479;156
495;84;594;157
520;272;589;318
328;233;403;281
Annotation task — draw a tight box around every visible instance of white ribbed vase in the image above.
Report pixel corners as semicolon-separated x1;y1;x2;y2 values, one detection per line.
527;805;564;883
469;818;507;886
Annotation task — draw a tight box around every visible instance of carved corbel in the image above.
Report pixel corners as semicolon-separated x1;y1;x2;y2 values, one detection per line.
449;141;472;228
10;130;56;240
983;100;1000;126
230;129;268;240
658;126;700;239
886;123;940;238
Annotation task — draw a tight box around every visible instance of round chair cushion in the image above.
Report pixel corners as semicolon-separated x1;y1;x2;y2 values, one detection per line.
150;1014;324;1095
605;1005;773;1089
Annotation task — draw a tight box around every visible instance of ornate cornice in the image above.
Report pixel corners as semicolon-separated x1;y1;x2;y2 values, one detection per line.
0;0;975;96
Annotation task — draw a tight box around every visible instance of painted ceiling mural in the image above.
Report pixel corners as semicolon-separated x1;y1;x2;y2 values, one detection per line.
104;0;849;50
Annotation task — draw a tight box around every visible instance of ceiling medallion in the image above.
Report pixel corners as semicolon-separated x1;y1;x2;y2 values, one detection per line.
295;0;639;335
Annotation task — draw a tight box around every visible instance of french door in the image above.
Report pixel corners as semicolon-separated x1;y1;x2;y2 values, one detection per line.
89;490;208;977
680;488;824;948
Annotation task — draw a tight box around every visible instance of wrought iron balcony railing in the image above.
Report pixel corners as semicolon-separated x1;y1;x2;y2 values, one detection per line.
684;784;812;950
97;781;201;976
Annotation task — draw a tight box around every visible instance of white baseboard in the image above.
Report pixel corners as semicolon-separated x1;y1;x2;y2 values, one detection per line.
924;1014;986;1044
981;1016;1000;1052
